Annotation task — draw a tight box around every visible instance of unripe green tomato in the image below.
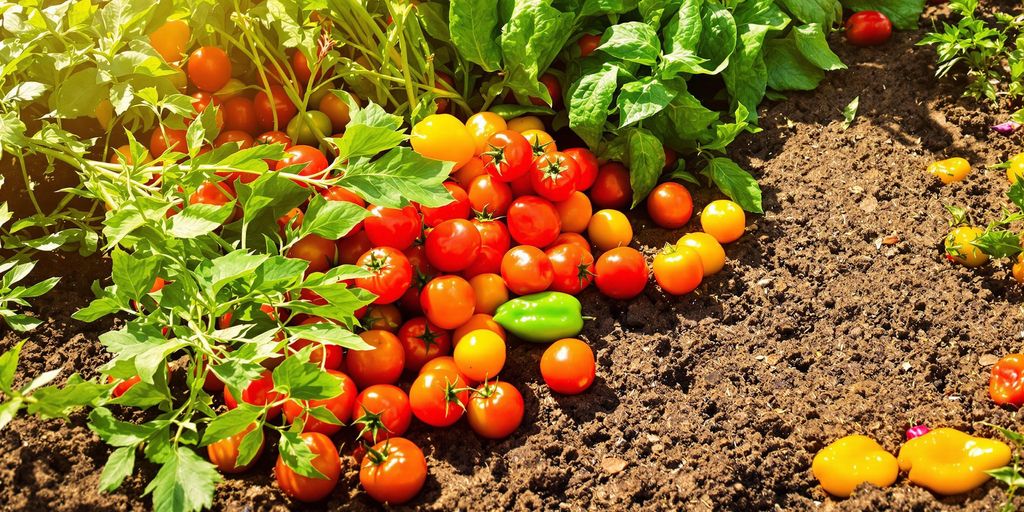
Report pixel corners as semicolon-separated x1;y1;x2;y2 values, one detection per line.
286;110;332;145
308;85;331;109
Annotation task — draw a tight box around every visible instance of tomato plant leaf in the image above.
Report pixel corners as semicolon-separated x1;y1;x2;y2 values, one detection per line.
88;407;158;447
500;0;575;104
764;34;826;91
662;0;702;57
336;148;452;208
278;430;325;479
25;374;109;419
617;77;677;127
490;104;556;120
793;23;846;71
778;0;839;26
144;446;221;512
568;63;619;149
973;229;1021;259
170;204;234;239
0;340;24;394
692;1;738;74
450;0;502;72
235;425;264;468
99;446;136;493
842;96;860;130
111;248;159;302
1008;180;1024;212
328;101;408;162
627;127;665;208
201;405;262;447
639;0;683;27
285;323;373;351
299;195;370;240
599;22;661;66
701;157;763;213
841;0;925;30
272;348;345;401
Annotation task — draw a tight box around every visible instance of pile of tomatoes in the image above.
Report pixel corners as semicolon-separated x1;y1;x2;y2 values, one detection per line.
112;20;750;506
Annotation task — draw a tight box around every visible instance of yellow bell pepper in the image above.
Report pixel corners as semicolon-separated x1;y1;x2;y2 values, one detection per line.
812;435;899;497
897;428;1011;495
928;157;971;184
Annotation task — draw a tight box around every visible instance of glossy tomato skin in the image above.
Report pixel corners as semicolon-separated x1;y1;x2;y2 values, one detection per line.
546;243;595;295
363;303;402;332
188;46;232;92
466;112;508;155
346;330;405;388
224;370;284;419
501;245;554;295
462;218;511;278
355;247;413;304
352;384;413;443
222;96;258;134
466;174;513;216
255;85;298;131
531;73;562;109
398;317;452;371
364;205;421;250
255;130;292;169
319;92;353;132
594;247;648;300
421;182;471;227
590;162;632;210
282;370;358;436
409;368;469;427
189;181;233;206
360;437;428;505
321;186;366;234
506;196;561;247
187;91;224;129
208;423;263;473
845;11;892;46
425;219;481;272
578;34;601;57
452;330;506;382
419;356;475;385
540;338;595;395
420;275;475;329
287;234;336;274
213;130;254;149
647;182;694;229
588;209;633;251
482;130;534;182
452;314;506;346
653;246;704;295
676;232;726;276
275;432;341;502
554;191;593;234
531;152;579;202
150;126;188;156
150;20;190;63
452;156;488;185
338;230;373;265
276;145;330;185
467;381;525;439
468;274;509;315
700;200;746;244
410;114;475;170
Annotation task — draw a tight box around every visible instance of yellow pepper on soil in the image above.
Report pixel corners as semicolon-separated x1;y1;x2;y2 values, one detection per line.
812;435;899;497
928;157;971;184
897;428;1011;495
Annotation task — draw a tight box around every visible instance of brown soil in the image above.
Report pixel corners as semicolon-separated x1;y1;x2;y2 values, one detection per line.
4;4;1024;511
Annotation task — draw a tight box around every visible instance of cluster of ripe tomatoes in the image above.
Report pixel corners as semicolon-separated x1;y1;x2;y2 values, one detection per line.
111;21;750;505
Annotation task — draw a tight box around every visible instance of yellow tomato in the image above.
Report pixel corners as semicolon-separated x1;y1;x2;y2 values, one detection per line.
700;200;745;243
411;114;475;171
1014;253;1024;284
927;157;970;184
453;329;506;382
676;232;726;275
812;435;898;498
555;191;593;233
507;115;544;133
466;112;507;155
944;226;989;267
1008;153;1024;184
520;129;557;154
150;20;190;63
588;209;633;251
468;273;509;315
94;99;114;130
453;313;506;347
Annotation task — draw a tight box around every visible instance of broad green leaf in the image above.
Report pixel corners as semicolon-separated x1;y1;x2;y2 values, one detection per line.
568;64;619;149
701;157;763;213
201;405;262;446
284;323;373;350
490;104;556;119
1008;181;1024;212
110;249;159;302
764;37;826;91
733;0;790;30
581;0;640;16
299;195;370;240
278;430;325;478
693;1;737;74
328;101;408;161
0;340;24;394
723;25;770;119
599;22;661;66
208;251;269;293
235;426;264;469
841;0;925;30
99;446;136;492
450;0;502;72
639;0;683;27
778;0;839;26
617;77;677;127
0;398;21;431
25;375;108;419
272;351;346;401
628;128;666;208
662;0;703;56
794;24;846;71
144;446;221;512
49;67;108;118
500;0;575;104
88;407;157;447
335;148;453;208
169;203;233;239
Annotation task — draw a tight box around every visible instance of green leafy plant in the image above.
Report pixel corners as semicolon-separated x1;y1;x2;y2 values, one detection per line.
919;0;1024;103
946;180;1024;261
986;423;1024;512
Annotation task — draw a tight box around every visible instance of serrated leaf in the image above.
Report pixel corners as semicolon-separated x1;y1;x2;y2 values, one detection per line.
335;148;452;208
201;405;262;446
170;203;233;238
701;157;763;213
99;446;136;493
144;446;222;512
299;195;370;240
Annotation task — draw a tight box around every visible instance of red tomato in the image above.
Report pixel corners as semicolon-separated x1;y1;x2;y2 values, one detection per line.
364;205;421;250
397;316;452;371
352;384;412;442
540;338;595;395
355;247;413;304
467;381;524;439
213;130;254;149
223;370;283;419
254;85;298;131
189;181;233;206
424;219;481;272
109;375;142;398
187;91;224;129
150;126;187;156
419;356;475;385
462;217;511;278
594;247;648;300
187;46;231;92
321;186;366;234
578;34;601;57
409;368;469;427
647;182;694;229
274;432;340;502
530;73;562;109
287;234;336;274
292;51;317;84
546;243;595;295
845;11;892;47
346;330;405;388
562;148;599;191
590;162;631;210
288;317;343;370
276;145;329;185
359;437;428;505
530;152;579;202
222;96;259;134
338;230;373;265
509;172;536;197
421;182;471;227
547;232;591;254
255;130;292;169
501;245;553;295
363;303;403;332
398;245;436;316
420;275;475;329
506;196;561;247
482;130;533;182
466;174;513;216
282;370;357;435
207;423;263;473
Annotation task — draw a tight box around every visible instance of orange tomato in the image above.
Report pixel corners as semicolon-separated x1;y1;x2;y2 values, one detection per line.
468;273;509;315
554;191;593;233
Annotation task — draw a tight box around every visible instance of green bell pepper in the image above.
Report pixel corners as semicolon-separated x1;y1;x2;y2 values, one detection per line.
492;291;584;343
